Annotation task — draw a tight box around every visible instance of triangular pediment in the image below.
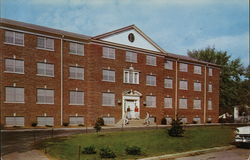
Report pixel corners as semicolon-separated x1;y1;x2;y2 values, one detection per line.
93;25;165;53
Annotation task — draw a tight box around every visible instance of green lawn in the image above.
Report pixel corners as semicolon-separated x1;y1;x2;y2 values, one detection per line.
39;126;235;160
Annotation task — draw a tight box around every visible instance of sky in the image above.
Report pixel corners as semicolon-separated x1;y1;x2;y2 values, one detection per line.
1;0;249;66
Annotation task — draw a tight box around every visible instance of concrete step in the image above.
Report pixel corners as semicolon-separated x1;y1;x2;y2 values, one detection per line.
115;119;156;127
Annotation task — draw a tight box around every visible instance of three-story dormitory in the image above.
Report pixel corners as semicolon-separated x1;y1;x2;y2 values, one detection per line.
0;18;220;127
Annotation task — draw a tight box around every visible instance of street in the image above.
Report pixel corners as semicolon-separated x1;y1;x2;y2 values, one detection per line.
176;148;250;160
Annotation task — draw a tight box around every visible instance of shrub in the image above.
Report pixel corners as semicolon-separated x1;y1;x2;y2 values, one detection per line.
97;117;104;126
63;122;69;127
168;117;185;137
125;146;142;155
45;125;52;127
94;121;102;133
161;118;167;125
31;122;37;127
99;146;116;158
192;120;197;124
207;120;212;123
82;145;97;154
78;124;84;127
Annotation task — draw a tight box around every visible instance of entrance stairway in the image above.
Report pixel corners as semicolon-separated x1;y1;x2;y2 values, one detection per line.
115;119;156;127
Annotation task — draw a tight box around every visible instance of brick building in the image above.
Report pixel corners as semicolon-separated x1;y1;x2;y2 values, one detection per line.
0;18;220;127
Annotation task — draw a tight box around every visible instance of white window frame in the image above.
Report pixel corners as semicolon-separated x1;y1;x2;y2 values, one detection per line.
103;47;115;59
37;37;54;50
194;82;201;91
37;89;54;104
5;116;25;127
146;55;156;66
102;69;115;82
5;87;24;103
164;97;172;108
146;75;156;86
37;62;54;77
69;42;84;56
193;99;201;109
123;70;139;84
4;31;24;46
208;84;212;92
69;91;84;105
208;100;212;110
69;66;84;80
208;68;213;76
179;80;188;90
164;78;173;89
5;59;24;74
165;60;173;70
126;51;137;63
179;63;188;72
146;96;156;107
193;117;201;124
103;117;115;125
37;117;54;126
102;93;115;106
179;98;187;109
69;116;84;125
194;65;202;74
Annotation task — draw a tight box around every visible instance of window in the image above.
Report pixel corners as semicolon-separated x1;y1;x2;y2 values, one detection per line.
37;63;54;77
146;75;156;86
180;118;187;124
37;89;54;104
126;51;137;63
146;96;156;107
69;67;84;80
164;78;173;88
193;99;201;109
193;117;201;124
102;93;115;106
69;42;84;56
124;70;139;84
103;47;115;59
165;117;172;125
5;87;24;103
146;55;156;66
179;80;188;90
165;60;173;70
70;91;84;105
5;117;24;127
37;117;54;126
5;31;24;45
194;66;201;74
164;97;172;108
103;70;115;82
208;68;213;76
208;84;212;92
5;59;24;73
103;117;115;125
179;98;187;109
179;63;188;72
37;37;54;50
208;100;212;110
69;116;84;125
194;82;201;91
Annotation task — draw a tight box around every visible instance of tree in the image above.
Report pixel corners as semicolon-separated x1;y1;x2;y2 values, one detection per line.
188;47;246;114
168;117;185;137
94;121;102;134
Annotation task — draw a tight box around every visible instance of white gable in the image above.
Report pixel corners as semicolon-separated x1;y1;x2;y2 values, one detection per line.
101;29;160;52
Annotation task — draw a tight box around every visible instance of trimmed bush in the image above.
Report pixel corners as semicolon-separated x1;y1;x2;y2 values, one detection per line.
192;120;197;124
78;124;84;127
82;145;97;154
97;117;104;126
94;121;102;133
99;147;116;158
125;146;142;155
63;122;69;127
168;117;185;137
31;122;37;127
161;118;167;125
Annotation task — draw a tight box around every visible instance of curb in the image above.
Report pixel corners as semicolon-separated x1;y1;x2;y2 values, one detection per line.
138;145;235;160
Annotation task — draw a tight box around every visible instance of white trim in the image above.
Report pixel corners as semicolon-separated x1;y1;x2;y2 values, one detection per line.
4;101;25;104
4;42;24;47
36;103;54;105
69;104;84;106
36;74;54;78
36;47;55;52
4;71;24;74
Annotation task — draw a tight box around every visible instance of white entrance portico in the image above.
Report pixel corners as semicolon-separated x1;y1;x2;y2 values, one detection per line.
122;90;142;120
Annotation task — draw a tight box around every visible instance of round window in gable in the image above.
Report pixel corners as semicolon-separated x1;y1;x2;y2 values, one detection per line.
128;33;135;42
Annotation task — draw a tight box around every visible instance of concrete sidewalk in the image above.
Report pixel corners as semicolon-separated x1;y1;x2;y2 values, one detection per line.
139;145;235;160
2;150;49;160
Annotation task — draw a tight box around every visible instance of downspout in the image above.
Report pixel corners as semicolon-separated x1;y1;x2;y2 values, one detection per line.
60;35;64;126
203;65;207;123
175;59;178;119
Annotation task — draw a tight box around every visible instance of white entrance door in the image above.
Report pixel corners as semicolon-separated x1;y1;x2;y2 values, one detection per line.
125;100;136;119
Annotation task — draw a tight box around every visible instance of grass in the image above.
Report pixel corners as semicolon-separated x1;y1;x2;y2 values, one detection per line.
38;126;235;160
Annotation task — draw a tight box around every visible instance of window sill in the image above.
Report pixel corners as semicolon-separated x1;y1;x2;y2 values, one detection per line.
123;82;139;85
69;104;84;106
36;74;54;78
179;71;188;72
69;78;84;80
4;42;24;47
4;71;24;74
146;106;156;108
36;47;54;51
179;89;188;90
193;108;201;110
102;105;115;107
4;101;25;104
194;90;201;92
69;52;84;56
164;107;173;109
179;108;187;109
125;61;137;63
165;87;173;89
194;73;202;75
146;84;157;87
165;68;173;70
36;103;54;105
102;56;115;60
146;64;157;66
102;80;115;82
